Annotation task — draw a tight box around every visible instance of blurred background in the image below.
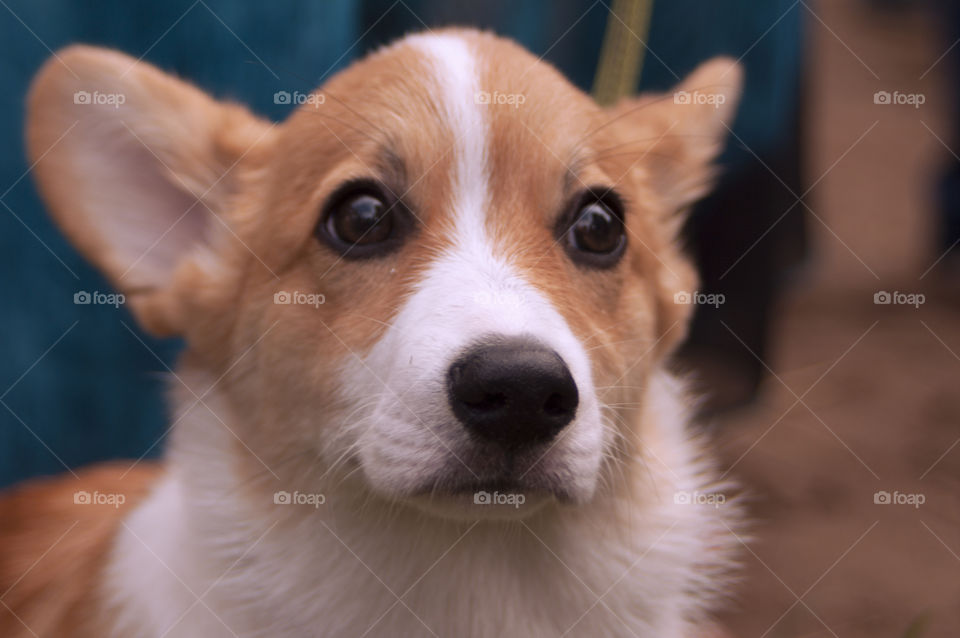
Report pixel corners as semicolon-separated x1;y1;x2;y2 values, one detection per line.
0;0;958;636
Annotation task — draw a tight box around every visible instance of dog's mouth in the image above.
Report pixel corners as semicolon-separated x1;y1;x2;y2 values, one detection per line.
420;439;582;501
351;387;606;519
399;471;578;520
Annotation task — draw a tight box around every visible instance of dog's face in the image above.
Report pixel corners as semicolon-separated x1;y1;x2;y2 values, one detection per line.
28;30;740;518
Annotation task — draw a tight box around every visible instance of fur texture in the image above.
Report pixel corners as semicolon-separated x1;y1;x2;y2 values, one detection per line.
4;29;744;637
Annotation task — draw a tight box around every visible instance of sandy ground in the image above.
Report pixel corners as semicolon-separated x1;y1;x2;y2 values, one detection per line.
718;289;960;638
717;2;960;637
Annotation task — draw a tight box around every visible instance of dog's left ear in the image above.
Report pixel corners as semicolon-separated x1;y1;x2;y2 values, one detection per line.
602;57;743;212
26;46;275;336
600;58;742;354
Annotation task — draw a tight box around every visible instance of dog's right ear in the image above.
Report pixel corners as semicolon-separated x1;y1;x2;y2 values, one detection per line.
27;46;275;335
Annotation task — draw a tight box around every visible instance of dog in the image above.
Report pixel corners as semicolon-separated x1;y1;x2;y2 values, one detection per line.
1;28;743;637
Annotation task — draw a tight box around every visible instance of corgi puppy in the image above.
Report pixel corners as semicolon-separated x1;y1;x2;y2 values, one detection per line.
2;29;743;637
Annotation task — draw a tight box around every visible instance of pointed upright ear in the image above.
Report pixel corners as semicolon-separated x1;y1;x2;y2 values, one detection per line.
26;46;275;335
603;57;743;211
600;59;742;356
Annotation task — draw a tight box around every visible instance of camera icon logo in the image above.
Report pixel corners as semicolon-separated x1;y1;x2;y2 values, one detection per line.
673;291;692;304
873;91;892;105
73;90;91;104
474;490;491;505
273;490;292;505
673;90;691;105
73;490;92;504
874;490;891;505
475;90;491;105
873;291;891;305
74;291;92;304
673;490;691;505
274;91;292;105
274;291;292;304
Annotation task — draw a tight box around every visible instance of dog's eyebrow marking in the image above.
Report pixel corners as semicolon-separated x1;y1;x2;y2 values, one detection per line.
562;158;588;197
406;33;489;247
376;145;407;190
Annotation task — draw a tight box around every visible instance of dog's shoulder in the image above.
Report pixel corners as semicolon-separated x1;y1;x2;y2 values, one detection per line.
0;462;163;637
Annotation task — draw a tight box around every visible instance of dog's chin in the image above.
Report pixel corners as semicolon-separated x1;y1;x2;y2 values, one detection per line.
403;487;556;521
353;432;604;521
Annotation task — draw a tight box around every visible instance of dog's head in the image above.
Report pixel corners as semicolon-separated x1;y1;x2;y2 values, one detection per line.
28;30;740;519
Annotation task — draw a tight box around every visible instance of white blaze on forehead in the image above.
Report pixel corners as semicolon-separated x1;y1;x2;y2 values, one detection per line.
386;33;595;386
406;33;489;244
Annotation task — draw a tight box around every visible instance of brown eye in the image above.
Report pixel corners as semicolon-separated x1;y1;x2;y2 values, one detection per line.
562;191;626;267
317;181;409;258
330;194;391;245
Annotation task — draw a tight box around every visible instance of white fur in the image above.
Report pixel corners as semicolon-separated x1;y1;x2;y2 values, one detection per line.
105;371;737;637
101;33;739;638
405;33;487;226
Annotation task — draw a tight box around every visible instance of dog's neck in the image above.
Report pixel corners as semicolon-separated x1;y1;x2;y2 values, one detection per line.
101;368;736;638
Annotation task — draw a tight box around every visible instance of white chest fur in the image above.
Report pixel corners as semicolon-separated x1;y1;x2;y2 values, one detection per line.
104;373;737;638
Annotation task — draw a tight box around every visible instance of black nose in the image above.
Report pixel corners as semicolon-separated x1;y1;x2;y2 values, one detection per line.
447;338;579;448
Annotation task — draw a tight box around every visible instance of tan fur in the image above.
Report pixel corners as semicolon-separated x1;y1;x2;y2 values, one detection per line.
10;29;742;637
0;464;161;637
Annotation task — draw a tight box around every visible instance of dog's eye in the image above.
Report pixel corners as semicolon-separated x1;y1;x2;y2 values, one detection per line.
317;181;407;258
330;194;392;245
562;192;626;267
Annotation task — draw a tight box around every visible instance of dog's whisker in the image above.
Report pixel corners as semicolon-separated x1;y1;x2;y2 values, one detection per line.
584;336;654;353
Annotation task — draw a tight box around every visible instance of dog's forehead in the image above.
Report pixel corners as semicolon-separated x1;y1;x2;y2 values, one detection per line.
398;30;597;154
292;31;605;229
308;34;593;158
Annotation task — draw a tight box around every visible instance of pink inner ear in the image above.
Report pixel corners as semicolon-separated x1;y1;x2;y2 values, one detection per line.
72;121;210;291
